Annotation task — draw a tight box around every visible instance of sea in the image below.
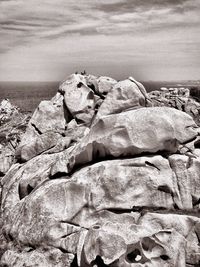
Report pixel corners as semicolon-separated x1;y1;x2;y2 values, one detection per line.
0;80;199;112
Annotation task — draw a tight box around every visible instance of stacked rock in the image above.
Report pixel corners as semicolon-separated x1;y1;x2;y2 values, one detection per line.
149;86;200;126
1;74;200;266
0;99;30;176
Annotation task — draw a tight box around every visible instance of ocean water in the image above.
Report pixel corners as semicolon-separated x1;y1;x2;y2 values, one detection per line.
0;80;199;112
0;81;59;112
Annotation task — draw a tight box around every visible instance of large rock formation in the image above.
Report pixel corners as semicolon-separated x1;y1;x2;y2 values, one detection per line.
1;74;200;267
149;86;200;126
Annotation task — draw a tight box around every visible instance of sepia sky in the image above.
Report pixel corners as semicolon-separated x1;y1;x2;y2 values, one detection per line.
0;0;200;81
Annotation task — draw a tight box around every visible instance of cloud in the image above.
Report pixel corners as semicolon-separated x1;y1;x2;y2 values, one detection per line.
0;0;200;80
98;0;191;13
1;0;199;41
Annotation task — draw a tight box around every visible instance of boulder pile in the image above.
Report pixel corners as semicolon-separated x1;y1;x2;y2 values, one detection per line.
1;74;200;266
0;99;31;176
149;86;200;126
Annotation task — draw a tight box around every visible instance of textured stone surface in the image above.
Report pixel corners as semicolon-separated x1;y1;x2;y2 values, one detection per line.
59;74;100;124
0;248;74;267
16;93;67;162
95;78;148;120
0;99;19;125
169;151;200;210
64;107;198;174
0;101;31;175
149;86;200;126
1;74;200;266
0;145;14;176
96;76;117;95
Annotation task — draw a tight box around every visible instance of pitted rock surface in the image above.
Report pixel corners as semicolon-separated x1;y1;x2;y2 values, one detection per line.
1;74;200;267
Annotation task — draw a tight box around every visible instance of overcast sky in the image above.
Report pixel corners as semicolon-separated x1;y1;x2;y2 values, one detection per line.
0;0;200;81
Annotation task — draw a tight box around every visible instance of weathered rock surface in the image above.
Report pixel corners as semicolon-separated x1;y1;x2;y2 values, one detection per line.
149;86;200;126
85;75;117;96
15;93;67;162
0;100;31;175
1;74;200;266
59;74;100;125
63;107;198;174
0;99;19;125
0;247;74;267
95;77;148;121
169;152;200;209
